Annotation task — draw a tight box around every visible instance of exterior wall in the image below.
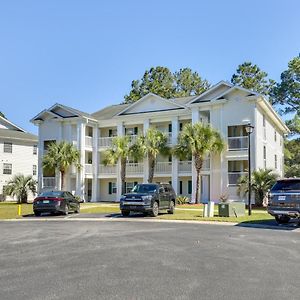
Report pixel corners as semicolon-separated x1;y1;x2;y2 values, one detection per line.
0;139;38;201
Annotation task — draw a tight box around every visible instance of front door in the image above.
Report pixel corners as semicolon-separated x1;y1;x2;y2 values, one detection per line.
201;175;210;203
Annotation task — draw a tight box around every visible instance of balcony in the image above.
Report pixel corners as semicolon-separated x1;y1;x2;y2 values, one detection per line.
99;164;117;175
43;177;56;189
98;137;113;148
85;164;93;175
228;136;248;151
179;161;192;173
126;163;143;175
228;172;247;185
85;136;93;148
155;162;172;174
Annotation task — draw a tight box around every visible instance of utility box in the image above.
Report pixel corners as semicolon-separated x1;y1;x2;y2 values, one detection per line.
218;202;245;217
203;201;215;217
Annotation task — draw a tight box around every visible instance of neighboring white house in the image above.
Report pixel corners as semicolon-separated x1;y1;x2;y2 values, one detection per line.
31;81;289;203
0;116;38;201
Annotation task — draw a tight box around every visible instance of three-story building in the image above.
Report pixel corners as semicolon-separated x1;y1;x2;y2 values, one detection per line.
31;81;289;202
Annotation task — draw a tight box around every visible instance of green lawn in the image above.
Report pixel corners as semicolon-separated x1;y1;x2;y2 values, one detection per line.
0;202;274;224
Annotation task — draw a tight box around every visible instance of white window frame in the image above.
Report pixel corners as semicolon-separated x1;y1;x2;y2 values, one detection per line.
112;182;117;194
33;165;37;176
33;145;38;155
4;142;12;153
3;163;12;175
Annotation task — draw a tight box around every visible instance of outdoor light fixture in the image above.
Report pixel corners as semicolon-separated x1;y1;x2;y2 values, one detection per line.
245;123;254;216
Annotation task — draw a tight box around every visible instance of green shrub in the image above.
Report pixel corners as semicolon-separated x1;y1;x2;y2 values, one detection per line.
176;196;189;205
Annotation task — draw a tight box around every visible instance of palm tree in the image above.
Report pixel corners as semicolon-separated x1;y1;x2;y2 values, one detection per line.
103;136;133;195
132;128;170;183
237;168;278;206
43;141;81;190
174;122;225;204
4;174;37;203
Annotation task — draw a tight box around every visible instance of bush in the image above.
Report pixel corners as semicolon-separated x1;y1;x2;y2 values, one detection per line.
176;196;189;205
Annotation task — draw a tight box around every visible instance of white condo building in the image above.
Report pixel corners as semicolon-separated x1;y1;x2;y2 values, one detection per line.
31;81;289;203
0;116;38;201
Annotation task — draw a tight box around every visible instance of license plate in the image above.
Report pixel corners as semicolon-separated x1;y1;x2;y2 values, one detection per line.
43;200;50;204
278;196;286;201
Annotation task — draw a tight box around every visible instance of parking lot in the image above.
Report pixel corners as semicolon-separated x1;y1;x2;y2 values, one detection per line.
0;219;299;300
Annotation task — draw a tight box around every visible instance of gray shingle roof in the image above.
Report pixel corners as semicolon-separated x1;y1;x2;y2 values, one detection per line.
91;104;130;120
0;128;37;142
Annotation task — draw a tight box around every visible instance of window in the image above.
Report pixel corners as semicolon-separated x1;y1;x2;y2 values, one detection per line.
188;180;192;194
179;181;183;194
228;160;248;185
108;182;117;194
263;146;267;168
125;127;138;136
275;155;277;169
3;163;12;174
108;129;117;137
125;182;134;194
274;131;277;142
33;145;37;155
33;165;37;176
4;142;12;153
263;115;266;140
227;125;248;150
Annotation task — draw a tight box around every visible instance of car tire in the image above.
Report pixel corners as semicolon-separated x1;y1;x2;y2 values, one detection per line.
34;211;40;217
275;215;290;224
150;201;159;217
64;204;69;216
168;201;175;214
121;210;130;217
74;206;80;214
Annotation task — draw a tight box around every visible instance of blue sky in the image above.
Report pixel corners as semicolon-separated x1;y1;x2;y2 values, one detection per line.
0;0;299;133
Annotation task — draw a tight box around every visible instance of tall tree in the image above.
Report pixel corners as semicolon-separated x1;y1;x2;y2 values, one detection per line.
4;174;37;203
174;68;210;97
132;128;170;183
237;169;278;206
272;55;300;114
284;138;300;177
0;111;5;118
173;123;224;204
124;66;210;103
103;136;134;195
43;141;81;190
231;61;275;95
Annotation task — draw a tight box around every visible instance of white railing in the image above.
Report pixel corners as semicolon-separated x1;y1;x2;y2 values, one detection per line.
228;136;248;150
179;161;192;173
85;136;93;147
128;135;138;144
155;162;172;174
167;132;172;144
99;137;113;147
126;163;144;174
99;164;117;175
202;158;210;171
85;164;93;174
228;172;247;185
43;177;56;188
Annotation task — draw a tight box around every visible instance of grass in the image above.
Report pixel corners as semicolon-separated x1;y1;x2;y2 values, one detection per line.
0;202;274;224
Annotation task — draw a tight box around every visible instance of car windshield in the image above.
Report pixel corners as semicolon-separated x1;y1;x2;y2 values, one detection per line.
39;191;64;197
271;180;300;191
131;184;157;193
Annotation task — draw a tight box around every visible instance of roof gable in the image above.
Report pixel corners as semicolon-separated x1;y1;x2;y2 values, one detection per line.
118;93;186;116
0;116;26;132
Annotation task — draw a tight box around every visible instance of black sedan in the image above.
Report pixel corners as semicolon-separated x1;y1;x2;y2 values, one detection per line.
33;191;80;216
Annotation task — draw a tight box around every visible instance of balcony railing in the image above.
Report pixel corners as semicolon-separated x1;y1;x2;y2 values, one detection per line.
99;137;113;147
228;136;248;151
126;163;143;174
179;161;192;173
85;136;93;147
155;162;172;174
228;172;247;185
43;177;56;188
85;164;93;174
99;164;117;175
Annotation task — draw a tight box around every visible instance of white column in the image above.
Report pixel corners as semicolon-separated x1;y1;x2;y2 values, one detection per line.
76;121;86;201
143;119;150;183
116;122;124;201
92;126;99;202
65;123;73;191
37;123;43;192
192;108;200;124
171;117;179;194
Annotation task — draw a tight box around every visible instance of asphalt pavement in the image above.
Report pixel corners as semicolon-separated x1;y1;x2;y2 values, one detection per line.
0;219;299;300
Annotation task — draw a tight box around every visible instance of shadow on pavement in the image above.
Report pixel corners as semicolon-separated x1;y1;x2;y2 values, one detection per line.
236;219;300;231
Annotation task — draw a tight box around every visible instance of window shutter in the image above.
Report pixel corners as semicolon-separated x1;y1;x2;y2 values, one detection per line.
169;155;172;162
168;124;172;133
179;181;183;194
134;127;138;135
109;129;112;137
179;123;183;131
125;128;127;135
188;181;192;194
108;182;112;194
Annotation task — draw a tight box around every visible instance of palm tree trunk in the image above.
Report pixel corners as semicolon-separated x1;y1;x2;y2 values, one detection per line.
61;171;64;190
194;155;203;204
148;156;155;183
121;158;126;195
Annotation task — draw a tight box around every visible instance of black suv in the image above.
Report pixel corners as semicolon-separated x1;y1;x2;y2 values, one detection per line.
120;183;176;217
267;178;300;224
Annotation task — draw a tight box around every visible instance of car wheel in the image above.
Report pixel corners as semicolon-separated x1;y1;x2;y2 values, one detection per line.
34;211;40;217
75;205;80;214
121;210;130;217
275;215;290;224
150;201;159;217
64;204;69;215
168;201;175;214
